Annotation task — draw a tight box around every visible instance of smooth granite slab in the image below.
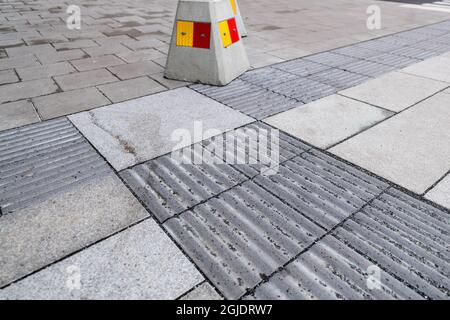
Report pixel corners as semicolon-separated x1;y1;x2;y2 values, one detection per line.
0;174;148;287
1;220;204;299
340;71;449;112
69;88;254;170
263;94;392;149
425;174;450;210
331;93;450;194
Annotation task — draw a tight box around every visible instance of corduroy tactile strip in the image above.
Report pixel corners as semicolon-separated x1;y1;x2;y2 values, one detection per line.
163;149;389;299
190;20;450;120
246;188;449;300
0;118;111;214
120;122;311;222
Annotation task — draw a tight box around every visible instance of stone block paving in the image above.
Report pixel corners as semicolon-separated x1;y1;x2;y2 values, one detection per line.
1;2;450;300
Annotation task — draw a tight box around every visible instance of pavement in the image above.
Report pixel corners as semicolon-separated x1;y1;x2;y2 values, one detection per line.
0;0;449;300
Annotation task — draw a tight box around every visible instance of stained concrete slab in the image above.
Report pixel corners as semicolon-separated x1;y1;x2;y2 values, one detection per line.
330;93;450;194
402;56;450;83
180;283;222;300
425;174;450;210
0;220;204;300
69;87;253;171
0;174;148;287
263;95;392;149
340;71;449;112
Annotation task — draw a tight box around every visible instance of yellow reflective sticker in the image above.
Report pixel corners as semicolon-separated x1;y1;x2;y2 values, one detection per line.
176;21;193;47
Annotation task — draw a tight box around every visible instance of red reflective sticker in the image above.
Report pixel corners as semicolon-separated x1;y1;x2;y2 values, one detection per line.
227;18;239;44
193;22;211;49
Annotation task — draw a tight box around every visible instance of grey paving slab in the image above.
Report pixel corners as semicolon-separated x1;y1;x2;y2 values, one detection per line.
54;69;118;91
1;220;203;299
16;61;75;81
246;235;423;300
70;55;125;72
191;80;299;120
425;174;450;210
69;87;253;171
0;100;40;132
269;77;337;104
402;55;450;83
107;60;164;80
0;78;58;104
150;72;190;89
264;95;392;149
0;173;148;287
165;150;387;298
0;69;18;85
36;49;88;64
32;87;110;120
180;283;222;300
340;71;449;112
97;77;165;103
331;93;450;194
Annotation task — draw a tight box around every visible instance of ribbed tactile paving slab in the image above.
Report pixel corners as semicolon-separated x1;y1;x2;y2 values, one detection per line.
339;60;397;77
239;67;299;89
334;188;450;299
272;59;330;77
0;118;111;214
164;180;327;299
253;150;388;230
306;68;369;90
269;77;337;103
121;122;310;222
304;52;360;67
246;235;424;300
366;53;420;68
190;80;299;120
164;149;388;298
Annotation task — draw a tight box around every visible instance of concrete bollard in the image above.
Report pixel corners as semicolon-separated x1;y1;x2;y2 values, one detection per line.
164;0;250;86
230;0;247;37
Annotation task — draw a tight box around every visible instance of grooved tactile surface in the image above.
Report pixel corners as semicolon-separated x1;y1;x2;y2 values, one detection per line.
190;80;299;120
163;149;388;299
0;118;111;214
121;122;311;222
247;188;450;300
334;189;450;299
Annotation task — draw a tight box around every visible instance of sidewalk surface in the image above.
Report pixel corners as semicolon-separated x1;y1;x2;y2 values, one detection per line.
0;0;449;300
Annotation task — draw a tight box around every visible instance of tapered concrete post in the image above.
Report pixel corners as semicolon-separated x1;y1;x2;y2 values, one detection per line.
164;0;250;86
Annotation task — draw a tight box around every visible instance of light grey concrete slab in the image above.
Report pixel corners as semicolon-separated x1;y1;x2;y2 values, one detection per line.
264;95;392;149
0;100;40;131
402;56;450;83
0;220;204;300
331;93;450;194
0;174;148;287
54;69;117;91
340;71;449;112
0;70;19;85
180;283;222;300
69;87;253;171
425;174;450;210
